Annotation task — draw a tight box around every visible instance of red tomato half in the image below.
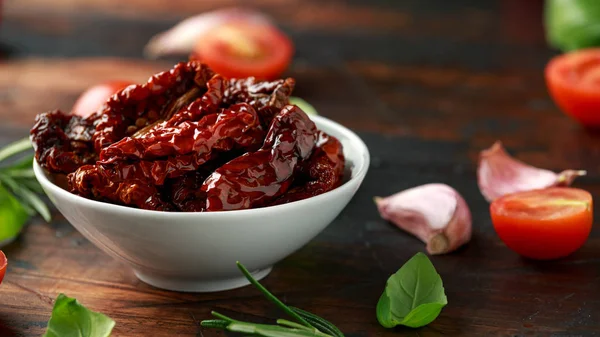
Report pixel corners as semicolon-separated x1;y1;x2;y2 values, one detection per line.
490;188;593;260
192;22;293;80
546;49;600;127
0;250;6;284
72;80;135;117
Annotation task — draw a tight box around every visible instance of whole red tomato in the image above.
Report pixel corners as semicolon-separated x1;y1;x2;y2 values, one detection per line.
72;80;135;117
490;187;593;260
546;48;600;127
0;251;6;284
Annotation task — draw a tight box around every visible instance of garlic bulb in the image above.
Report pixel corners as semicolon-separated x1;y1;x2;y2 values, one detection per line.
375;184;472;255
144;8;272;58
478;141;585;201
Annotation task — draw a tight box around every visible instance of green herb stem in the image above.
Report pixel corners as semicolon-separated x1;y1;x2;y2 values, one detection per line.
236;261;314;329
0;173;51;222
210;311;236;323
0;138;32;163
200;319;230;329
290;307;344;337
277;319;314;331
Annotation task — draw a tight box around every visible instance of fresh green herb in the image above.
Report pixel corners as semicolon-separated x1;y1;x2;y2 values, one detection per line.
201;262;344;337
0;138;51;244
0;183;29;245
545;0;600;52
43;293;115;337
376;252;447;328
290;97;319;116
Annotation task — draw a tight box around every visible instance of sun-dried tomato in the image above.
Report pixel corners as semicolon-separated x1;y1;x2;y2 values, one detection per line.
31;61;345;212
69;103;264;209
223;77;295;127
269;131;345;205
30;110;98;174
70;164;173;211
202;105;317;211
93;61;215;152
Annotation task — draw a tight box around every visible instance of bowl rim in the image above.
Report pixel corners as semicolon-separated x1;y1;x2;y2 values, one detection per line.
33;115;370;218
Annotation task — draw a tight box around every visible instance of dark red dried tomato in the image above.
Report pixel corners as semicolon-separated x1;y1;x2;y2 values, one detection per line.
93;61;215;152
223;77;295;127
70;164;173;211
30;110;98;174
269;131;345;205
202;105;317;211
31;61;345;212
167;171;208;212
69;103;265;209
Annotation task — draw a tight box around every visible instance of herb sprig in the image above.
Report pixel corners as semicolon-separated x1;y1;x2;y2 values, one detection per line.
201;262;344;337
0;137;51;222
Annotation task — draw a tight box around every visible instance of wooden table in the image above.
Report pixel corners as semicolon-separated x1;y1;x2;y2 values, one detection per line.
1;0;599;336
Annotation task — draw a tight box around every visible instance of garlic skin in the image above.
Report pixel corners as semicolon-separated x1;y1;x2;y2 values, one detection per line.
375;184;472;255
478;141;586;202
143;8;272;58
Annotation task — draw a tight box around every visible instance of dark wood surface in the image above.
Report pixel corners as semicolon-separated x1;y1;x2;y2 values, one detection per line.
1;0;599;336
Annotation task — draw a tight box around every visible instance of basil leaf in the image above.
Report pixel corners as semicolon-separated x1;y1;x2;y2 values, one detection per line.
43;294;115;337
0;182;29;246
376;252;447;328
545;0;600;51
289;97;318;116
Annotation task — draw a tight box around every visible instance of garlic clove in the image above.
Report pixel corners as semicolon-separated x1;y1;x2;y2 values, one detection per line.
375;183;472;255
143;8;273;58
478;141;586;202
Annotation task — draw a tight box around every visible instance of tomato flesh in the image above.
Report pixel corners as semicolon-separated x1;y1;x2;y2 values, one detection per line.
72;80;135;117
192;22;293;80
0;250;6;284
490;187;593;260
546;48;600;127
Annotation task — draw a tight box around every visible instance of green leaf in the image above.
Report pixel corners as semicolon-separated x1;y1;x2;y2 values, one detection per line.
0;174;51;222
289;97;318;116
43;294;115;337
399;302;446;328
545;0;600;51
0;181;29;244
376;252;447;329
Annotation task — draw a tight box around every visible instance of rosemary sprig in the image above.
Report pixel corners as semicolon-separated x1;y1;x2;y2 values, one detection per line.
200;262;344;337
0;137;51;222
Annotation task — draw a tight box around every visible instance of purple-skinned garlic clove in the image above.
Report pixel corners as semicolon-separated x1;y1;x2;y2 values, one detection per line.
374;183;472;255
478;141;586;202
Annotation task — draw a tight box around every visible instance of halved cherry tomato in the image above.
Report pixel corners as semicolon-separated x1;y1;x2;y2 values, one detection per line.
72;80;135;117
490;187;593;260
192;21;293;80
0;250;6;284
546;48;600;127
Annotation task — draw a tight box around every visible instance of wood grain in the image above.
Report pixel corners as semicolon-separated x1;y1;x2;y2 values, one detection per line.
1;0;600;336
0;58;170;126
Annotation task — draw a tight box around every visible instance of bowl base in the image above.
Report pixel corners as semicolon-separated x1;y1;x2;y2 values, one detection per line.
133;266;273;292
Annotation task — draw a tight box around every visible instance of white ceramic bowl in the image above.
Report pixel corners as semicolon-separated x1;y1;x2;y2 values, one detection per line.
33;115;369;292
